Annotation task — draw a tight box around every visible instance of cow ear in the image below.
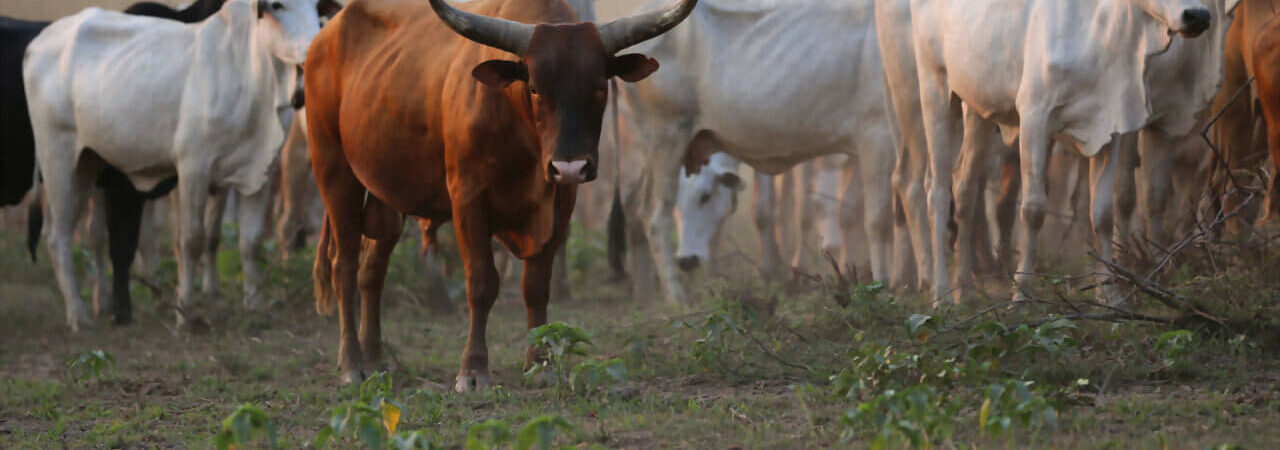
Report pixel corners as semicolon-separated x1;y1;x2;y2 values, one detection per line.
610;54;659;82
472;60;527;88
318;0;344;19
715;172;744;191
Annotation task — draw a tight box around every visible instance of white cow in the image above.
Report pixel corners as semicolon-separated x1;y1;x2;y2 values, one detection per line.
675;154;871;281
904;0;1232;305
609;0;896;304
25;0;322;331
674;153;744;272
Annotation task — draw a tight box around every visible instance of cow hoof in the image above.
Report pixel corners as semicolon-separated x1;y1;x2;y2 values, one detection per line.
175;313;210;335
341;369;367;384
111;315;133;326
243;294;267;311
454;371;492;393
1010;290;1032;304
68;316;95;334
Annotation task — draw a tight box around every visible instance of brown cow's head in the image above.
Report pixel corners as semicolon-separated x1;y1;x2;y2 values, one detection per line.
429;0;697;185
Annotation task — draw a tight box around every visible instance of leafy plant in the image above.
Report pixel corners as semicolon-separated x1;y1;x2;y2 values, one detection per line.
215;403;278;450
568;358;627;395
465;415;582;450
66;349;114;382
1155;329;1195;370
978;379;1060;438
840;385;959;449
316;373;405;450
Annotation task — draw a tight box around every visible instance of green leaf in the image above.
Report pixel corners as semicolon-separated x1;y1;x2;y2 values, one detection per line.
357;416;386;450
314;426;334;450
215;430;235;450
905;314;935;342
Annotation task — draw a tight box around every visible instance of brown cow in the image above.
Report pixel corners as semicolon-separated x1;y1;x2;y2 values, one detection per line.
1256;15;1280;227
1213;0;1277;227
305;0;696;390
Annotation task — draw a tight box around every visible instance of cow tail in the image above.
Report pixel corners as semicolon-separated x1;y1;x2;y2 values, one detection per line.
606;78;627;281
26;191;42;263
313;214;336;315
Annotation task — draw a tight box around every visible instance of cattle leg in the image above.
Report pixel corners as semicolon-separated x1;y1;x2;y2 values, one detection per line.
753;172;785;281
991;155;1019;271
237;186;272;310
550;244;571;301
645;148;687;304
1089;139;1124;305
358;232;401;373
840;162;872;282
627;216;657;302
135;199;166;277
1139;132;1177;248
86;190;112;318
1113;137;1139;261
916;75;963;306
1011;119;1052;303
521;241;558;369
875;0;932;291
790;162;816;272
952;108;996;303
1214;24;1258;232
42;150;99;332
200;190;228;301
175;170;211;326
859;145;896;285
104;183;145;325
454;208;500;392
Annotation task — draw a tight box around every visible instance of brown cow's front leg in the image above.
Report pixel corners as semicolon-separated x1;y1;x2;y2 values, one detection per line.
521;245;556;369
358;235;399;373
454;207;500;393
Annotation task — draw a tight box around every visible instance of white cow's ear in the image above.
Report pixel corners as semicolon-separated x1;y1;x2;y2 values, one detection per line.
715;172;744;191
1225;0;1242;15
610;54;659;82
472;60;527;88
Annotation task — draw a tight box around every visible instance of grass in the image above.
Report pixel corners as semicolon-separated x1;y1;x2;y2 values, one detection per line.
0;220;1278;449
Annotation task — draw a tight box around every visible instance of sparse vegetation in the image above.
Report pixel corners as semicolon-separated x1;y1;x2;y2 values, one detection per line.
1;217;1278;448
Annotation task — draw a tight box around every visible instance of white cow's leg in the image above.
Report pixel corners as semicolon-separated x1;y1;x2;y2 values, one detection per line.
951;108;995;303
1139;130;1175;248
790;163;816;272
916;73;962;306
775;170;798;259
1113;137;1138;260
86;190;112;317
42;150;97;332
201;191;228;300
645;153;686;305
237;185;272;310
753;172;784;280
136;199;166;277
1089;139;1124;305
627;216;657;302
840;161;872;282
175;170;211;326
859;147;895;285
1012;119;1053;303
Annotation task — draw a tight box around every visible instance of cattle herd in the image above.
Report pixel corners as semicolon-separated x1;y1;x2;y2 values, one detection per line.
1;0;1278;392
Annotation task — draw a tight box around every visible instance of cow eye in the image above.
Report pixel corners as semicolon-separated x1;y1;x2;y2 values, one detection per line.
528;87;539;95
271;1;284;10
698;192;711;205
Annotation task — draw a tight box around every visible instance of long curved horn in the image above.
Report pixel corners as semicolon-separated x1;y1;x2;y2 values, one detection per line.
597;0;698;54
427;0;535;56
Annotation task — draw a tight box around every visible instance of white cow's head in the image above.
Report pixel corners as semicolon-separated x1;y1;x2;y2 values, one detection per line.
675;153;743;271
255;0;340;65
1132;0;1213;37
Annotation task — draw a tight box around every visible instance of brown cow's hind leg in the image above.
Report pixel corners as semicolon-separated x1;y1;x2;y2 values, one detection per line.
357;211;402;373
